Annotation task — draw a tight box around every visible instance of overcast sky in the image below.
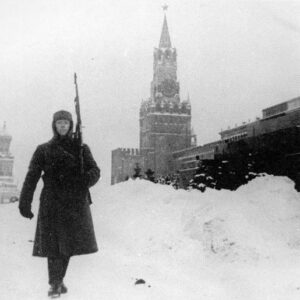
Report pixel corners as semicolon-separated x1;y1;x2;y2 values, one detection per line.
1;0;300;185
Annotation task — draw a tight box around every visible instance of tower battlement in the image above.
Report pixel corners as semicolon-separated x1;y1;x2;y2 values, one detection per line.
115;148;142;156
140;99;191;116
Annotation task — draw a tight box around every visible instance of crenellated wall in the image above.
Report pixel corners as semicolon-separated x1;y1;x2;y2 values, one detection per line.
111;148;144;185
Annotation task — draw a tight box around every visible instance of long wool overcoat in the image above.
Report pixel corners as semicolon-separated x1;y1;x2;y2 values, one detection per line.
19;136;100;257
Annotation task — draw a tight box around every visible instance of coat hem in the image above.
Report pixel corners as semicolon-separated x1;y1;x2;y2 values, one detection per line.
32;248;99;258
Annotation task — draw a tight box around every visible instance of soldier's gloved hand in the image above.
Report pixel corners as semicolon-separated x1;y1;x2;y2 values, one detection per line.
19;205;34;219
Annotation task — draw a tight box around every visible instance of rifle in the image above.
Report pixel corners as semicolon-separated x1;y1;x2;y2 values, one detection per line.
74;73;84;174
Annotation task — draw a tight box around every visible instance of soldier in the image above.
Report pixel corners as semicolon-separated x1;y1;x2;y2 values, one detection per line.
18;110;100;297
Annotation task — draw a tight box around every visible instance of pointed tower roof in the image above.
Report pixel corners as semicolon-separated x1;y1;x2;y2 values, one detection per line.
0;122;10;137
159;13;172;48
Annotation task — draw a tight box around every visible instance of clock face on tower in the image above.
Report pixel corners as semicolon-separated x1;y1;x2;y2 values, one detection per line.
161;79;177;97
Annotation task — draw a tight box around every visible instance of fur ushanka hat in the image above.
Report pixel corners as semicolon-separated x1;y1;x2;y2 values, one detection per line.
52;110;74;137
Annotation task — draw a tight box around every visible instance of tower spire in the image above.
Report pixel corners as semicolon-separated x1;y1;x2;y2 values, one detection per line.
159;5;171;48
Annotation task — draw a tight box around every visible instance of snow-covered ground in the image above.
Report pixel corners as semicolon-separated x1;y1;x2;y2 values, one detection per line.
1;175;300;300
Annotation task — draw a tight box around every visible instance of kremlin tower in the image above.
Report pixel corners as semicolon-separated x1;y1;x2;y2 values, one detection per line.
111;7;196;183
0;122;19;203
139;8;196;175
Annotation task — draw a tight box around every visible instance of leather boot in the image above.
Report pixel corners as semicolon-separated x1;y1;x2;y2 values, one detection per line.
60;282;68;294
48;283;61;298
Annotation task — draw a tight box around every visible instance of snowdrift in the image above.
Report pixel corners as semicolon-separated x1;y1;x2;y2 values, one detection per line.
183;175;300;262
99;176;300;263
1;175;300;299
